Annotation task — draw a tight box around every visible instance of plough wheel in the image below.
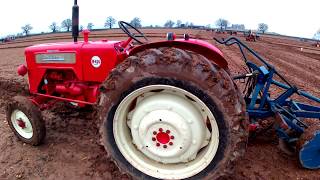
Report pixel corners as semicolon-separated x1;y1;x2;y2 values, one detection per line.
297;121;320;169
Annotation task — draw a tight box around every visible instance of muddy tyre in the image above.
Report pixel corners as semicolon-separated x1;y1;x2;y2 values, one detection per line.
98;48;248;179
6;96;46;146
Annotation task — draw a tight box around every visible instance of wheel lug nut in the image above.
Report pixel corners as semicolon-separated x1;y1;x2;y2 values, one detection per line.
153;131;157;135
159;128;163;132
152;137;156;141
171;136;174;139
166;130;170;134
169;142;173;146
156;143;160;147
163;145;167;148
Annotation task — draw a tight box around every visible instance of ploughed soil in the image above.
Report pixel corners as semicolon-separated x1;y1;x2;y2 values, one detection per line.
0;29;319;179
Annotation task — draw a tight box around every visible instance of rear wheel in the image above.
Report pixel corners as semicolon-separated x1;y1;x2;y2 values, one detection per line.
6;96;46;145
98;48;248;179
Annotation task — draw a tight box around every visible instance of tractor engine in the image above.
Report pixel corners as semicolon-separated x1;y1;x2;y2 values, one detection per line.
40;70;99;107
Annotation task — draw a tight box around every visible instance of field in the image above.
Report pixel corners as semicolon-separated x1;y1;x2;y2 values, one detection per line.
0;29;319;179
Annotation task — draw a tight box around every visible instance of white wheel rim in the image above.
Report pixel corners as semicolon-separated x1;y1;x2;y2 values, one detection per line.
113;85;219;179
11;110;33;139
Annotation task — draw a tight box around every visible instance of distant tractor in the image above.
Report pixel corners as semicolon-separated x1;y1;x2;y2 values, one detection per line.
3;35;16;43
215;29;226;34
245;30;256;41
6;1;320;179
227;30;238;35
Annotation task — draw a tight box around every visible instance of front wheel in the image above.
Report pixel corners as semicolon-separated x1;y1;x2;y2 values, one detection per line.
98;48;248;179
6;96;46;145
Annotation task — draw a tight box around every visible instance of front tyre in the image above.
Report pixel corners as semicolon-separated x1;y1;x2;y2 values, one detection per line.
98;48;248;179
6;96;46;145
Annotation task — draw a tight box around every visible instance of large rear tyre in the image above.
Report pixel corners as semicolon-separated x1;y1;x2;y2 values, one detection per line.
6;96;46;146
98;48;248;179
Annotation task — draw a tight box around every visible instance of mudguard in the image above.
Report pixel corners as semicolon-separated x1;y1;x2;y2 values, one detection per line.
129;39;228;70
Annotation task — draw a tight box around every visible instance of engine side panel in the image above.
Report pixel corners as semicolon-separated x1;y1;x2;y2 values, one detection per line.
81;42;118;82
25;43;83;93
24;41;120;103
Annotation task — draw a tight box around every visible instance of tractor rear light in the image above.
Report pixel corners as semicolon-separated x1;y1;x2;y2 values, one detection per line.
17;64;28;76
166;32;176;41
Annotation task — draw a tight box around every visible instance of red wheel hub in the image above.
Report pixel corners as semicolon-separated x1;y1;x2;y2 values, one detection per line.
17;119;26;129
153;128;175;148
156;132;170;144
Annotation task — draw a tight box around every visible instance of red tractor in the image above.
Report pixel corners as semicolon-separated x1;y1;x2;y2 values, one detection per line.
6;1;246;179
7;1;320;178
245;30;256;42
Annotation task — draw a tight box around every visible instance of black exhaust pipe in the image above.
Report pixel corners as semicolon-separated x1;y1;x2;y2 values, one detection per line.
72;0;79;42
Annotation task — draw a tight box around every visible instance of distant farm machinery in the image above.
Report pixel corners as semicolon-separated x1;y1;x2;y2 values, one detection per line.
0;35;16;43
245;30;260;42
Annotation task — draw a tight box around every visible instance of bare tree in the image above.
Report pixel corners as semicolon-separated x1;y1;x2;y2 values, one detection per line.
80;25;84;31
258;23;268;34
176;20;182;28
61;19;72;32
215;18;229;30
21;24;33;36
87;23;94;30
105;16;116;29
49;22;59;33
164;20;175;28
314;29;320;40
130;17;142;28
185;22;189;28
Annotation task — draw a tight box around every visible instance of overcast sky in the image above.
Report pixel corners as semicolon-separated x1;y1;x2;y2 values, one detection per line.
0;0;319;38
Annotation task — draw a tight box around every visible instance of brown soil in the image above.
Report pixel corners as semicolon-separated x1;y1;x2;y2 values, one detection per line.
0;29;319;179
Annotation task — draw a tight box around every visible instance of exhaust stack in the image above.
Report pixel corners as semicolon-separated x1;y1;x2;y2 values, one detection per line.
72;0;79;42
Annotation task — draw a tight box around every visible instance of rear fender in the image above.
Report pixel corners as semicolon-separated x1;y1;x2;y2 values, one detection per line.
129;39;228;69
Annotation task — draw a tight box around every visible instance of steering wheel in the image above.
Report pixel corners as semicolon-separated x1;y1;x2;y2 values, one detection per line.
118;21;148;44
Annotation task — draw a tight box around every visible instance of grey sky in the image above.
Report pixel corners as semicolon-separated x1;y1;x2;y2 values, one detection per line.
0;0;319;38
